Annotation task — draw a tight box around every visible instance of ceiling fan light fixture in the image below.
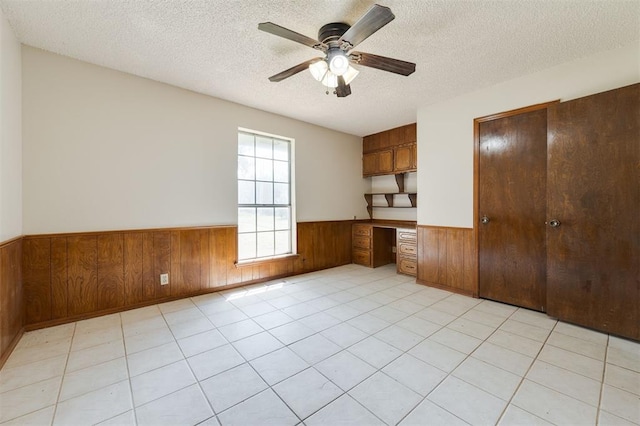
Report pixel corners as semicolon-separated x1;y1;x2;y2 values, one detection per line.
321;71;339;88
328;50;349;76
309;60;328;81
343;65;359;85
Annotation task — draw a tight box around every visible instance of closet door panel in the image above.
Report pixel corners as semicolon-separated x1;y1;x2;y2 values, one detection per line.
547;83;639;340
478;109;548;311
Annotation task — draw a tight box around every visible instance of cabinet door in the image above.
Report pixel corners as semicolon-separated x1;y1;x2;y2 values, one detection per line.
394;145;412;172
405;123;417;143
377;150;394;174
389;127;405;147
378;130;391;149
363;153;377;176
547;83;639;340
411;144;417;170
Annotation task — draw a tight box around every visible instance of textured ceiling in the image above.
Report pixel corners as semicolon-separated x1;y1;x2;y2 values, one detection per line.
1;0;638;136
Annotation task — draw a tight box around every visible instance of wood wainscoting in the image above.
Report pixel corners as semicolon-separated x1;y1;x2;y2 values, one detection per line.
0;237;24;368
22;221;354;330
416;226;477;297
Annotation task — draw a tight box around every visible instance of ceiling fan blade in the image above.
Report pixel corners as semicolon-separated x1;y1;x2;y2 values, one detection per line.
268;58;323;82
258;22;326;51
336;76;352;97
350;52;416;76
339;4;395;49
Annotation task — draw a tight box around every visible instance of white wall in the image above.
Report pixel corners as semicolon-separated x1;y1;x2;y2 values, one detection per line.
0;9;22;241
22;47;369;234
417;44;640;228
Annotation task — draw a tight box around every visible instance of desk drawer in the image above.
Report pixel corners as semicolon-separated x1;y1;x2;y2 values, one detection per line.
353;224;372;237
353;236;371;250
353;249;371;267
398;258;417;276
397;230;417;242
398;242;417;257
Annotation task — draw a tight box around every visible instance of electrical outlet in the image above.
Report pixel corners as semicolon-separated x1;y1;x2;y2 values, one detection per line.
392;246;397;253
160;273;169;285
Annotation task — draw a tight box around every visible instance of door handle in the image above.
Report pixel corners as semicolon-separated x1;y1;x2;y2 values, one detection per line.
546;219;561;228
481;216;490;225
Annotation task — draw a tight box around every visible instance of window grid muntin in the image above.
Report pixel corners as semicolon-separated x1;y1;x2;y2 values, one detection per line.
238;131;292;261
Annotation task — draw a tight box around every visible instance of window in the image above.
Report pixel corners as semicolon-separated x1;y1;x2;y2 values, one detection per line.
237;130;293;261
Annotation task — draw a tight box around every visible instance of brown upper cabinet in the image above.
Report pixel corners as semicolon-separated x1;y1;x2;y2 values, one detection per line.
363;123;417;177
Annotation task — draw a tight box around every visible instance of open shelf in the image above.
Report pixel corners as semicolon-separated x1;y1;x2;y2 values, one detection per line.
364;173;417;219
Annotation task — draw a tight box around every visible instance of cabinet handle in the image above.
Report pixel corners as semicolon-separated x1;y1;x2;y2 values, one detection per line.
481;216;490;225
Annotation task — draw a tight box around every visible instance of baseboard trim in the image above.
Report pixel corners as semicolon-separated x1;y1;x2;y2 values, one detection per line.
0;327;24;369
416;278;477;298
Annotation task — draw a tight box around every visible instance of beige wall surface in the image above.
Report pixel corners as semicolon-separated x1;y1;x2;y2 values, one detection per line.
22;47;369;234
417;44;640;228
0;9;22;241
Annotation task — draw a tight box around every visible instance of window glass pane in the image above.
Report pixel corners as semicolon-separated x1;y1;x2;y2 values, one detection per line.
256;158;273;181
237;131;292;261
273;160;289;183
238;156;255;180
275;207;290;230
238;233;256;260
273;140;289;161
238;133;254;156
257;207;274;232
256;182;273;204
257;232;275;257
275;231;290;255
274;183;289;205
238;208;256;233
238;180;255;204
256;137;273;159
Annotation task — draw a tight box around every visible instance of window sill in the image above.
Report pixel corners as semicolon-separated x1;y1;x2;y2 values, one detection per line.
234;253;300;268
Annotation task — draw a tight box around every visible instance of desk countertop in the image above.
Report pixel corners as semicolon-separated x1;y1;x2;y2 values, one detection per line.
356;220;417;230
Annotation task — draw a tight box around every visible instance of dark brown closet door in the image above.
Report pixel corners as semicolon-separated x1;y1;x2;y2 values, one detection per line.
478;109;548;311
547;83;639;340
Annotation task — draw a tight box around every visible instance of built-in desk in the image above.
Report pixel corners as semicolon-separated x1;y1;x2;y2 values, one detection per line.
352;220;417;276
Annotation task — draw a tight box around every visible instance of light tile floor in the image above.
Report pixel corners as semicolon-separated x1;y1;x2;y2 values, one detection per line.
1;264;639;425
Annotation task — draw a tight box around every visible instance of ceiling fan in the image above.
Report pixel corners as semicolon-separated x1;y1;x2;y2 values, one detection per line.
258;4;416;98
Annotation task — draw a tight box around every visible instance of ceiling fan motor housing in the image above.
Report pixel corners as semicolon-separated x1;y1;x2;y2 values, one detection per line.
318;22;350;45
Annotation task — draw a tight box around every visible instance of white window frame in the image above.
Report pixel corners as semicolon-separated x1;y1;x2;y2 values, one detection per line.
237;127;296;262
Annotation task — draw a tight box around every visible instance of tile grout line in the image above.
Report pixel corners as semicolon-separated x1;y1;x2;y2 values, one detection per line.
595;334;610;425
158;300;220;423
493;315;560;425
50;322;77;425
5;265;636;426
120;312;140;426
177;294;303;424
395;299;515;426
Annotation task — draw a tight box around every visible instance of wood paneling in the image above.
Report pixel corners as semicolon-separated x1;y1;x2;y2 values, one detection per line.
22;221;353;329
0;238;23;368
209;228;228;288
97;234;125;310
153;232;171;299
296;221;352;273
417;226;476;296
124;233;144;305
51;237;68;319
23;238;51;324
67;236;98;316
